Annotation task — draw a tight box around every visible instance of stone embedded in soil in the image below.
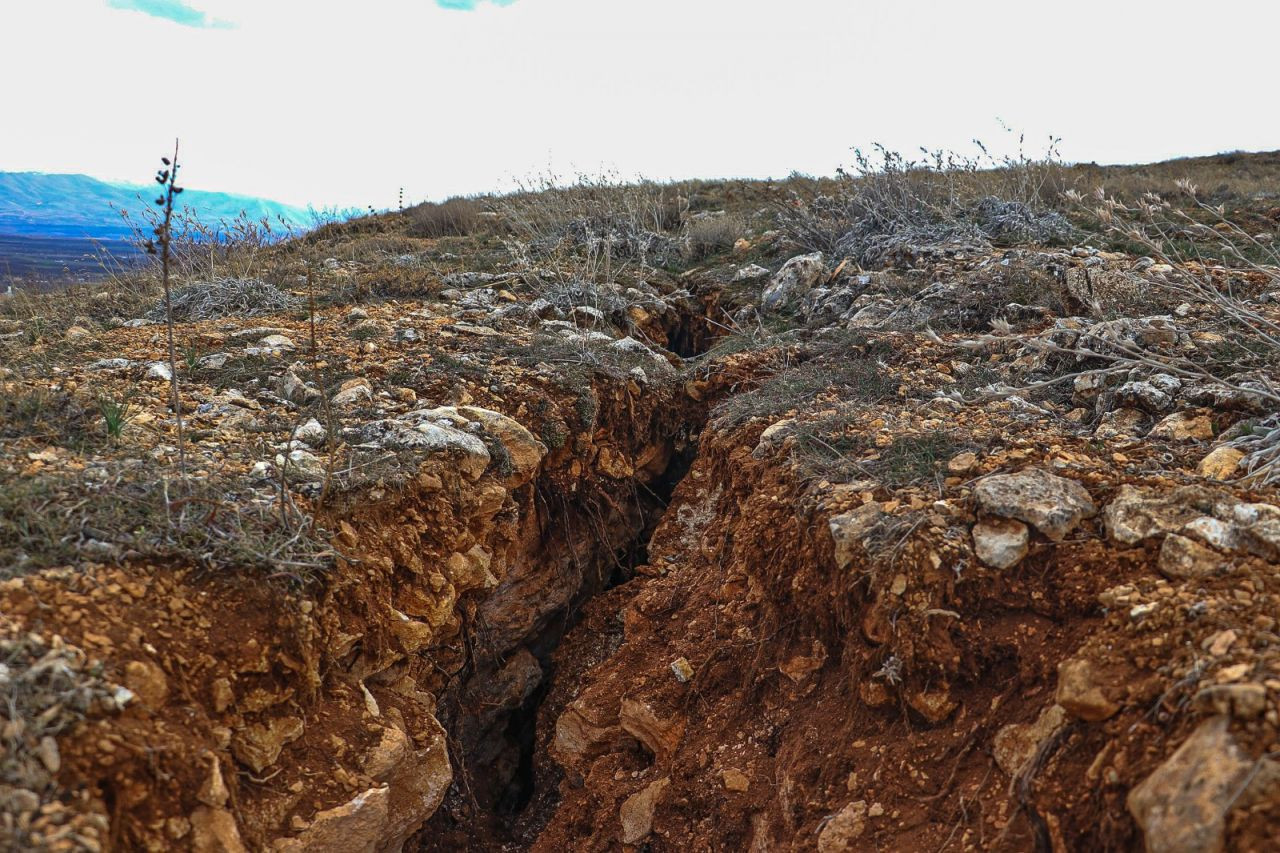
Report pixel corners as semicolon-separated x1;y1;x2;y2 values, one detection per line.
361;725;411;781
619;698;686;762
553;700;626;768
1158;533;1227;579
993;704;1067;776
450;405;549;486
670;657;694;682
1104;484;1215;545
189;805;247;853
973;468;1096;541
972;518;1030;569
274;785;391;853
1128;716;1253;853
230;715;304;774
1193;683;1268;720
946;450;979;474
907;684;959;723
197;753;230;808
778;639;828;684
828;503;887;569
619;777;669;845
331;377;372;406
1198;446;1245;480
1055;658;1119;722
1148;410;1214;442
761;252;825;312
123;659;168;710
722;768;750;792
817;800;868;851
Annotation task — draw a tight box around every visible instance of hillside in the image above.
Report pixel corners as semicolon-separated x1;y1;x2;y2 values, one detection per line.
0;149;1278;852
0;171;309;239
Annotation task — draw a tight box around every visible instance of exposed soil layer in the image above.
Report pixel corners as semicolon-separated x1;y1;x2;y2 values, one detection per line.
3;171;1280;852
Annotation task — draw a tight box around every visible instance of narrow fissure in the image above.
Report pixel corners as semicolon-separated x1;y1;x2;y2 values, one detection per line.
416;305;719;851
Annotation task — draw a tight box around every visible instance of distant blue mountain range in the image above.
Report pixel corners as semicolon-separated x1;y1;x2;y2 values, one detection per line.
0;171;310;239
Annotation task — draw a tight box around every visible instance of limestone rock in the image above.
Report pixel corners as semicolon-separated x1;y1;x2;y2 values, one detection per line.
331;378;372;407
380;713;453;850
258;334;296;351
361;725;411;781
619;699;685;762
274;786;390;853
231;716;304;774
1093;406;1151;440
455;405;548;486
123;660;168;710
733;264;770;283
722;768;750;792
947;450;979;474
778;640;828;684
829;503;887;569
1158;534;1226;580
1193;684;1267;720
619;777;669;845
293;418;327;445
1198;446;1244;481
197;754;230;808
1128;716;1253;853
1055;658;1119;722
974;469;1096;541
1115;374;1181;413
553;700;625;769
275;448;327;484
670;657;694;682
190;806;247;853
445;546;498;592
761;253;825;312
609;337;677;377
146;361;173;381
907;684;958;723
1103;484;1215;545
361;416;490;479
993;704;1067;776
972;518;1030;569
1148;411;1214;442
817;800;868;851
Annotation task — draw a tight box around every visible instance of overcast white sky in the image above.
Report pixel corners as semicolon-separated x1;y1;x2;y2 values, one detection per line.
1;0;1276;209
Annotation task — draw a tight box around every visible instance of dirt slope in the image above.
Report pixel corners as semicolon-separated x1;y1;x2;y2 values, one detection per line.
1;159;1279;851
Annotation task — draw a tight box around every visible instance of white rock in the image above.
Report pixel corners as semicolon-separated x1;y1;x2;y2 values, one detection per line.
974;469;1096;541
972;518;1030;569
732;264;770;283
761;252;825;312
293;418;327;445
1128;716;1253;853
258;334;296;351
146;361;173;381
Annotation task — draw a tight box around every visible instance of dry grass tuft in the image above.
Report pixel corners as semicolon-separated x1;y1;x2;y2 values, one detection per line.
406;197;481;238
146;277;299;322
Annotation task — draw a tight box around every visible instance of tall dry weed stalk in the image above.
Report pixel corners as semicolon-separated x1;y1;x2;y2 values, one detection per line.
143;140;188;479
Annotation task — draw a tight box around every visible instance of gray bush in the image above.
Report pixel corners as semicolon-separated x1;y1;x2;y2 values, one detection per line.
146;277;299;322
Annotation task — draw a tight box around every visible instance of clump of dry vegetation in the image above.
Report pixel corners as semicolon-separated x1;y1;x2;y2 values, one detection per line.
406;196;481;238
145;276;299;322
683;213;744;261
775;139;1076;266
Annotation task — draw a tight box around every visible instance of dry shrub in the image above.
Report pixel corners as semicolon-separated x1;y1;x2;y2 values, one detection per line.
684;214;744;261
407;197;480;238
145;277;299;322
491;172;686;280
776;140;1075;266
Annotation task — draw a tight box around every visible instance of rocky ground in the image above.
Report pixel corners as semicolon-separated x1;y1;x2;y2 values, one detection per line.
1;156;1279;851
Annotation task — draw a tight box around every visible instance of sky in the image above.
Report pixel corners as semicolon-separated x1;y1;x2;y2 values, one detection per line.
1;0;1276;209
